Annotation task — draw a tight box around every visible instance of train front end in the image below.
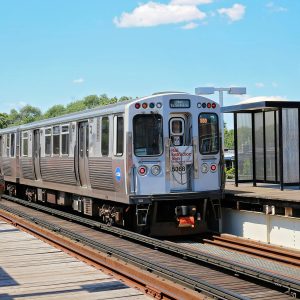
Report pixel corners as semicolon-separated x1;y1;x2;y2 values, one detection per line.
126;93;223;236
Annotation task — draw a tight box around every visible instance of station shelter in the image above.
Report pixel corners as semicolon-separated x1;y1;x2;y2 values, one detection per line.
222;97;300;190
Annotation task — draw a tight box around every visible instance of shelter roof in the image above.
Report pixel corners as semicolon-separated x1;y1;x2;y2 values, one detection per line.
222;96;300;113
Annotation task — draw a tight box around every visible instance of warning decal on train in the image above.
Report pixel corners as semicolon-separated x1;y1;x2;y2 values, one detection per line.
170;146;193;164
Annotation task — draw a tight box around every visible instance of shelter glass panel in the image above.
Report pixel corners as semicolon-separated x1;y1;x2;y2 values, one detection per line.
265;111;276;181
282;108;299;183
237;114;253;181
255;113;264;181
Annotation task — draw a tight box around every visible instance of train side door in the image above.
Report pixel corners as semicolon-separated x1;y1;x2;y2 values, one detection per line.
33;129;42;180
169;116;193;191
78;122;90;187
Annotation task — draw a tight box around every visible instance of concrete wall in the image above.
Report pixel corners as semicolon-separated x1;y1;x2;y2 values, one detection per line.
222;208;300;250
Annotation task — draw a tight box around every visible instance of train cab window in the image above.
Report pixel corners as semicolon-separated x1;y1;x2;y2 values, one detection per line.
114;116;124;156
101;117;109;156
6;134;10;157
199;113;219;155
45;128;52;155
53;126;60;155
61;125;69;155
170;118;184;146
22;132;28;156
133;114;163;156
10;133;15;157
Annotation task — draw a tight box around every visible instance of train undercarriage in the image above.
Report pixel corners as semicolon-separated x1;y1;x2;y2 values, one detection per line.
3;182;222;236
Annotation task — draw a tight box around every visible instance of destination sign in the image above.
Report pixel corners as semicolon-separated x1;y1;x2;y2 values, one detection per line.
170;99;190;108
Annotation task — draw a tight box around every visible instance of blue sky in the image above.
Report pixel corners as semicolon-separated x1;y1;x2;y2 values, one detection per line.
0;0;299;126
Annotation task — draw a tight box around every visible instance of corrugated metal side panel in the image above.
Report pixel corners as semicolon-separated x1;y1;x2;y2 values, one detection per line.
89;158;114;191
41;157;77;186
21;158;35;180
2;158;12;176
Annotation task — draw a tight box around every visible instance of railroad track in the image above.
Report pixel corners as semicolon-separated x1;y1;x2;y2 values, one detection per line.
202;234;300;267
0;194;299;300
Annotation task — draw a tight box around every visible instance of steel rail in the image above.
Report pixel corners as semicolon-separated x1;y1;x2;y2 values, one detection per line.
2;194;300;296
0;201;248;300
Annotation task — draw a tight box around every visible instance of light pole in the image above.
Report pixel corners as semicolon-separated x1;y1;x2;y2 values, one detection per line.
195;86;247;149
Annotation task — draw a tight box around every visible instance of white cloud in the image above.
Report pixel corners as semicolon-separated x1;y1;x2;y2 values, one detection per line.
114;2;206;28
255;82;265;88
218;3;246;22
73;78;84;84
266;2;287;13
181;22;199;29
170;0;212;5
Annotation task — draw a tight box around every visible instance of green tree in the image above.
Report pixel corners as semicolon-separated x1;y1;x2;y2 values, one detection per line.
119;96;131;102
43;104;66;119
99;94;110;106
0;113;9;129
224;127;234;149
83;95;100;109
8;108;22;126
66;100;86;113
19;105;42;124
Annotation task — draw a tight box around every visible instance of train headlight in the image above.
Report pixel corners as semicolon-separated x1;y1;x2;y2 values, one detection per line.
201;163;209;173
138;165;148;176
151;165;161;176
156;102;162;108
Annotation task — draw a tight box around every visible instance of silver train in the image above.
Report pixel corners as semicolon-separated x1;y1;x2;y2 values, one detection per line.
0;92;223;236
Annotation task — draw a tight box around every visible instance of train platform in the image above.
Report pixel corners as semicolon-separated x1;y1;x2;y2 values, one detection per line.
225;182;300;204
0;220;150;300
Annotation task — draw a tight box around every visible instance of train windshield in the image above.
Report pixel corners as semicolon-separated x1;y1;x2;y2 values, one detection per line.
133;114;163;156
199;113;219;154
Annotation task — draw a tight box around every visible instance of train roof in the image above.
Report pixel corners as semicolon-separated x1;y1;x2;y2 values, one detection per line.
0;92;205;133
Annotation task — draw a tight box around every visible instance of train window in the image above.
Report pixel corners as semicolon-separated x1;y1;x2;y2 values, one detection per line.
61;125;69;155
45;128;52;155
53;126;60;155
6;134;10;157
10;133;15;157
199;113;219;155
22;132;28;156
114;116;124;156
133;114;163;156
101;117;109;156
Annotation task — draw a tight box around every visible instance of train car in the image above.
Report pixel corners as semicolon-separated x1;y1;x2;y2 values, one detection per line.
0;92;223;236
